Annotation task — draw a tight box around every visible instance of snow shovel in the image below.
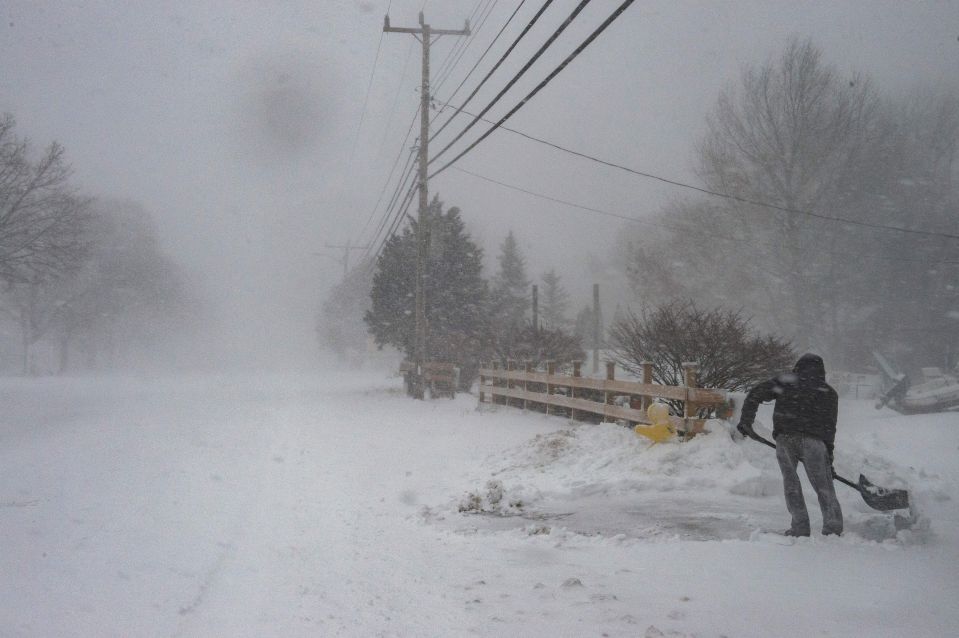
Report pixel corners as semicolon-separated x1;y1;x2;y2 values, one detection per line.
747;432;910;511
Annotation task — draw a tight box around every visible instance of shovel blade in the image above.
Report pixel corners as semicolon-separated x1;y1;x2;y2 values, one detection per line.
858;474;910;511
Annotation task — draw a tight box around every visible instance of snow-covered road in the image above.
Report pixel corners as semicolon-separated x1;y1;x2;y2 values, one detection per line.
2;372;958;637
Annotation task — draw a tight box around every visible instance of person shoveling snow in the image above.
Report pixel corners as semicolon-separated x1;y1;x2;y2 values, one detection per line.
737;353;844;537
736;353;911;538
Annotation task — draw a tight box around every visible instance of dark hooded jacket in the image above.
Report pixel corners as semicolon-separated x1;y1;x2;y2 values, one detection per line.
739;354;839;457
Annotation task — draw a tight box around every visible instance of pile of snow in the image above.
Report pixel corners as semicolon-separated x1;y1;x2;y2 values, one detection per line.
450;411;934;544
457;421;775;507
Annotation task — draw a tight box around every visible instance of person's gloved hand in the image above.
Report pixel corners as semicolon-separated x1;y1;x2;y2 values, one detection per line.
736;422;755;440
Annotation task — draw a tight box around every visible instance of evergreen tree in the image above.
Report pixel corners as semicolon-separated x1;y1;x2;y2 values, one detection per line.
489;230;530;357
365;196;488;387
540;269;570;330
573;305;594;348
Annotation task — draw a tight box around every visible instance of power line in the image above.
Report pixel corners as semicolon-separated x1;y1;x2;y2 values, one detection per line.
349;0;393;164
434;0;499;92
360;145;417;247
438;103;959;243
432;0;488;86
430;0;554;144
449;165;959;267
364;148;418;257
451;165;705;233
368;175;419;268
364;1;499;267
382;180;418;249
430;0;587;163
433;0;528;125
383;12;473;399
429;0;636;175
377;38;415;159
357;0;433;263
357;108;420;245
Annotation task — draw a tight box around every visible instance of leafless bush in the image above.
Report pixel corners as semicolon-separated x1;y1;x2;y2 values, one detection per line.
607;301;795;395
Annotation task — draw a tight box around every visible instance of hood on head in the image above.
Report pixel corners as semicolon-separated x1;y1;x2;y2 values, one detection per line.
793;353;826;383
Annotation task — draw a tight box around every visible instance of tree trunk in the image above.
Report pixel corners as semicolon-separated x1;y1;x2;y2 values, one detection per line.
58;328;72;375
19;305;31;375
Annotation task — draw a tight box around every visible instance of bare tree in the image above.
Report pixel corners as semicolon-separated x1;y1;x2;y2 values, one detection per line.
697;38;882;347
0;114;89;284
854;89;959;372
619;39;894;366
60;199;189;371
2;199;190;373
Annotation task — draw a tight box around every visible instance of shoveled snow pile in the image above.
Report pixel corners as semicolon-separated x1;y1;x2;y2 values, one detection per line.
451;413;932;544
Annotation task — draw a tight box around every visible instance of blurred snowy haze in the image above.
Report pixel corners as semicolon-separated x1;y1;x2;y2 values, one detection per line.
0;0;956;372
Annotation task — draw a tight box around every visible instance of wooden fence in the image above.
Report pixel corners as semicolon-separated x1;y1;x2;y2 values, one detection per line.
478;360;729;437
399;361;457;398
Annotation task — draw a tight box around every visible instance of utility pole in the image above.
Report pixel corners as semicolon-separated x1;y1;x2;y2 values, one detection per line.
321;241;370;278
592;283;601;373
532;284;539;333
315;241;369;278
384;11;470;399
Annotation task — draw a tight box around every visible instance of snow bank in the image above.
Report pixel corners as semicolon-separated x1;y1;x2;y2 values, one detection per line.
451;406;937;545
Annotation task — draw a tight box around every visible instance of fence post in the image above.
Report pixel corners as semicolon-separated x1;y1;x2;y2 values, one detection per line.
641;361;654;412
545;360;555;417
506;360;516;408
479;362;486;406
682;361;700;440
571;360;582;421
523;360;532;411
605;361;616;423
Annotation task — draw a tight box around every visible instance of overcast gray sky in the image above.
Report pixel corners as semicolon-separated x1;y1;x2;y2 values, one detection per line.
2;0;956;366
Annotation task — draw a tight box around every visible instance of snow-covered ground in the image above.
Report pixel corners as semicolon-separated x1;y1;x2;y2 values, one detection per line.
2;371;957;637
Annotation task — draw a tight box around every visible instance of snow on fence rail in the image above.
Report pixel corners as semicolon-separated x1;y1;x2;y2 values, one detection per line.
478;360;729;437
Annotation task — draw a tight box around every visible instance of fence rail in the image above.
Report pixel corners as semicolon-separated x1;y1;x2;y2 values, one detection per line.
399;361;457;398
478;360;728;437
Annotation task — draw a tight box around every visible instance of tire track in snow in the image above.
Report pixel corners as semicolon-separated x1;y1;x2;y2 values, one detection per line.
169;401;298;637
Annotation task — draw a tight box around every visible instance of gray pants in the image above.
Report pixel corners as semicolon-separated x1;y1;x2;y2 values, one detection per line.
775;432;843;535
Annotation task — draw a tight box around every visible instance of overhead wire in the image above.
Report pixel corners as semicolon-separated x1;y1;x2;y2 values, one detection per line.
432;0;528;127
432;0;485;77
357;107;420;244
363;1;490;264
431;0;487;89
433;0;499;92
436;103;959;243
429;0;554;144
349;0;392;164
367;175;419;268
430;0;588;163
359;132;419;262
377;38;415;159
429;0;637;176
364;135;420;253
360;0;461;249
449;166;959;267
